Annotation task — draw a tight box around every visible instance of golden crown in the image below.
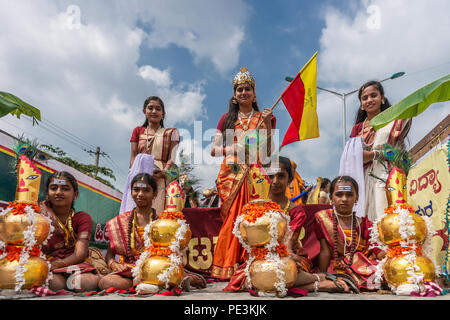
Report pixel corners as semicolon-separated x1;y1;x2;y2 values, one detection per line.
232;67;255;89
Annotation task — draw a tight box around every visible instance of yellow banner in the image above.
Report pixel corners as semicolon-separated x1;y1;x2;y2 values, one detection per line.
299;52;319;140
407;144;449;271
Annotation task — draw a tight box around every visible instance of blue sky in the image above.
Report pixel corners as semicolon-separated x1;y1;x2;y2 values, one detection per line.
0;0;449;193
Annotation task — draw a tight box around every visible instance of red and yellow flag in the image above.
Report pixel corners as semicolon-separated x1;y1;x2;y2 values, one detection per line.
281;52;319;147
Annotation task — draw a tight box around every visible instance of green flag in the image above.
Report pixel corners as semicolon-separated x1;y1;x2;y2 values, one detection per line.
370;74;450;131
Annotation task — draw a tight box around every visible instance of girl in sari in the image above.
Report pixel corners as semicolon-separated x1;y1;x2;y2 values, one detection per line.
210;67;275;280
350;81;411;221
40;171;100;292
100;173;205;291
99;173;158;290
314;175;385;291
224;157;354;293
129;96;180;216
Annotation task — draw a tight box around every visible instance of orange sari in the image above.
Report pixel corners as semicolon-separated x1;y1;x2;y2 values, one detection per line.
210;112;274;280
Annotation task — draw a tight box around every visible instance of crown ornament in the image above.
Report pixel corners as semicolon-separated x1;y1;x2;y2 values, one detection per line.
232;67;255;89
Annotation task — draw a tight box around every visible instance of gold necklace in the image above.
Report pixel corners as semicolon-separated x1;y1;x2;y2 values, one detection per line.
283;200;290;214
55;209;76;247
238;109;253;131
130;209;152;255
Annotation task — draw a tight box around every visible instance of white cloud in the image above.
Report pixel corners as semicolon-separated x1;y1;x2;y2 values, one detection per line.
138;65;172;88
0;0;247;191
138;0;248;73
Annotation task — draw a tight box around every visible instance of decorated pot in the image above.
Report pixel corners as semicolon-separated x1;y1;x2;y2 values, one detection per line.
383;255;435;287
377;213;427;246
0;256;49;290
0;211;50;246
139;255;183;288
149;219;191;249
249;257;297;293
239;215;287;247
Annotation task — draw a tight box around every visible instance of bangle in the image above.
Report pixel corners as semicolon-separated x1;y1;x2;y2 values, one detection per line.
314;281;319;294
107;259;116;269
313;273;320;294
372;150;379;161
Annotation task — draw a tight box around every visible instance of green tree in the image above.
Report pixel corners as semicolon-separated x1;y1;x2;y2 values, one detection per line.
178;148;201;191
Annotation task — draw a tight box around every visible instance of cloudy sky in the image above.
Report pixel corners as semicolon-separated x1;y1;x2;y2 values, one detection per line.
0;0;449;193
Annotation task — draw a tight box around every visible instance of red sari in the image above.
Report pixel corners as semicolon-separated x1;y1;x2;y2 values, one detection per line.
106;210;149;278
314;209;381;290
223;205;311;292
40;200;95;274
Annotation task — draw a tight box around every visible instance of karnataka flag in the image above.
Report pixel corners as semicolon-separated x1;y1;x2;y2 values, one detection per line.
281;52;319;147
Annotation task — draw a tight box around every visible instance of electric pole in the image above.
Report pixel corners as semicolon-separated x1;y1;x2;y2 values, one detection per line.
84;146;107;176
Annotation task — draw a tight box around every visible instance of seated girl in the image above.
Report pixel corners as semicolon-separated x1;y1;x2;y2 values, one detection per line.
40;171;100;292
314;175;385;291
224;157;356;293
99;173;158;290
99;173;205;291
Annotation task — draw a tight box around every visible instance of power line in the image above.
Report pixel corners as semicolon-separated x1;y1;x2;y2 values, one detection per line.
42;118;97;150
0;118;89;164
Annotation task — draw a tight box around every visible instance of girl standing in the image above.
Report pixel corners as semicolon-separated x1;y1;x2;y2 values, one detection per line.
128;96;180;216
350;81;411;221
210;67;275;280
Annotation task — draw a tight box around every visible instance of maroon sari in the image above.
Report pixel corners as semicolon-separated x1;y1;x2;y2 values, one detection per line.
223;205;312;292
40;201;95;274
314;209;381;290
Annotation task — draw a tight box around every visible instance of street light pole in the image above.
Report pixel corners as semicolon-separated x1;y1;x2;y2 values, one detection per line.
285;71;405;149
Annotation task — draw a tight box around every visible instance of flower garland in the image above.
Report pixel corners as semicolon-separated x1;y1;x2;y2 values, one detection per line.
240;201;282;223
0;203;54;291
232;201;291;297
159;210;185;221
6;202;41;215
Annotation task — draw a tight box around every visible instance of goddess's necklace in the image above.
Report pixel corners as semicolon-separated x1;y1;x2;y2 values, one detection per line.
238;109;253;131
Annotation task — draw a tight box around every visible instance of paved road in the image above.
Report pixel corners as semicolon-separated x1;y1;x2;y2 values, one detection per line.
1;281;449;300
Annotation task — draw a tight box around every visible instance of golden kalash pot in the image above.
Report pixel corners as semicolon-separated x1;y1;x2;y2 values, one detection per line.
377;213;427;246
149;219;191;249
139;255;183;288
0;154;51;290
249;257;297;292
0;210;50;246
378;166;427;246
383;255;436;287
0;256;49;290
238;200;288;247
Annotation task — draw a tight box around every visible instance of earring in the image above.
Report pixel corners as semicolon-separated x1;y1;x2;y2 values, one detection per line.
232;98;238;104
